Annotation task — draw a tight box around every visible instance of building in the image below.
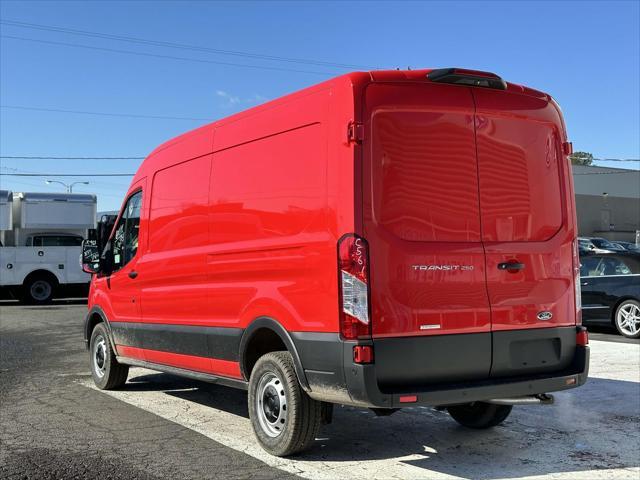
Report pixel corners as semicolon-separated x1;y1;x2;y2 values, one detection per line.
572;165;640;241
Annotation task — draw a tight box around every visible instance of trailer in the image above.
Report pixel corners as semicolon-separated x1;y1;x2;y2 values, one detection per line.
0;191;97;303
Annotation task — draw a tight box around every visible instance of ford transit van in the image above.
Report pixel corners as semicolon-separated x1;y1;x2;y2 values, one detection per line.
83;68;589;456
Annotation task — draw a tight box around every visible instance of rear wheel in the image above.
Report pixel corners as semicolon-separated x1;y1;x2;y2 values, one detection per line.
22;274;56;304
248;351;322;456
90;323;129;389
614;299;640;339
447;402;512;429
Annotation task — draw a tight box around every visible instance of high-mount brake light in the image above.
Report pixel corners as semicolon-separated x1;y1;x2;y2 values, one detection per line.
338;234;371;340
427;68;507;90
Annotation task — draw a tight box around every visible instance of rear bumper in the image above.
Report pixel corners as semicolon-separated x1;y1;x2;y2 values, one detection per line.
342;345;589;408
291;327;589;409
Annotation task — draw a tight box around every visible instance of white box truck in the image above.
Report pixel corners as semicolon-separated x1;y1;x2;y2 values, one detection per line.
0;191;97;303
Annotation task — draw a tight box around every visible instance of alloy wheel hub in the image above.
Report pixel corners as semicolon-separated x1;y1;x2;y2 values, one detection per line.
617;304;640;336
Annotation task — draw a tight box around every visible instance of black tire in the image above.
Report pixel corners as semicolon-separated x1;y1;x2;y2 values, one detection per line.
248;351;322;456
89;323;129;390
447;402;512;429
22;274;56;304
613;299;640;339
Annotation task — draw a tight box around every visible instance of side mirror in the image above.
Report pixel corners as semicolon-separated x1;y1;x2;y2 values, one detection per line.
81;239;100;274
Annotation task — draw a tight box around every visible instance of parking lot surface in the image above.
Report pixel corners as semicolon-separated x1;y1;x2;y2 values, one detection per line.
1;301;639;479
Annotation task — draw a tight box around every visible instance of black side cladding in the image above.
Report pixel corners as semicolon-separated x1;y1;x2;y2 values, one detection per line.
109;322;243;361
428;68;507;90
290;332;350;403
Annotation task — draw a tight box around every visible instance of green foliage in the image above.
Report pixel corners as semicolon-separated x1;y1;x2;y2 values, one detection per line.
570;151;594;166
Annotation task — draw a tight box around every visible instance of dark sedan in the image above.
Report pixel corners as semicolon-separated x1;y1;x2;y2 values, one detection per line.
580;253;640;339
615;241;640;253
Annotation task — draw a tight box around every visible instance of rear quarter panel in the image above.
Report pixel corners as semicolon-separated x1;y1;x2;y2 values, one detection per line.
205;83;359;333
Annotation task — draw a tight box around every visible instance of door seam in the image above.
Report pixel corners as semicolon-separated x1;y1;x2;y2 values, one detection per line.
469;88;495;378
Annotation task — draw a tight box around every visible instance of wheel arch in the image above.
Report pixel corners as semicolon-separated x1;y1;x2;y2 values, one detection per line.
84;306;117;353
239;316;310;392
22;269;61;288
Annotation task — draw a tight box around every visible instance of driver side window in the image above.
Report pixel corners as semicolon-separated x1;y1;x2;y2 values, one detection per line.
111;191;142;272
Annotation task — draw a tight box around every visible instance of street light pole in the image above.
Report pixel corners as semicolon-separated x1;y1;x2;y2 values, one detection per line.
45;180;89;193
67;181;89;193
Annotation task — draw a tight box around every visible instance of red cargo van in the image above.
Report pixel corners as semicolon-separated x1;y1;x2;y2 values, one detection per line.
83;68;589;456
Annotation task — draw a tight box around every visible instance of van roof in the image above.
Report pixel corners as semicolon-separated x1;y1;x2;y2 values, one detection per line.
138;68;552;182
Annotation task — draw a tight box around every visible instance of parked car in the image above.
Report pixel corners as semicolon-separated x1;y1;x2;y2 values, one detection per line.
587;237;627;253
580;253;640;339
614;241;640;253
578;238;598;255
81;68;588;456
578;237;611;255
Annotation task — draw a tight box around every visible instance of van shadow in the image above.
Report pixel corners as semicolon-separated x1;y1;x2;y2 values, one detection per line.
126;372;250;418
124;372;639;479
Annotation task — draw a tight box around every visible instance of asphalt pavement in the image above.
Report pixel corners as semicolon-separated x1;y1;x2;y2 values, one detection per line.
1;300;639;479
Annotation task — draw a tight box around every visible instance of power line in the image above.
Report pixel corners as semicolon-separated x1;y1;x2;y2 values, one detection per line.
1;19;373;70
1;104;212;121
595;160;639;163
2;179;128;199
1;35;339;77
1;167;132;189
1;156;144;160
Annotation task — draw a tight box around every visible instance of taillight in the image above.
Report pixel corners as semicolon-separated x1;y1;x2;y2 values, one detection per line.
576;326;589;346
572;239;582;325
338;234;371;340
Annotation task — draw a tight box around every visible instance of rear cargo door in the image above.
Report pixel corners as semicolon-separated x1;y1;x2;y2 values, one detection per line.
472;88;575;331
364;83;492;384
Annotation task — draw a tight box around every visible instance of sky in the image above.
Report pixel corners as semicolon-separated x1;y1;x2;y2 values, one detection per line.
1;0;639;211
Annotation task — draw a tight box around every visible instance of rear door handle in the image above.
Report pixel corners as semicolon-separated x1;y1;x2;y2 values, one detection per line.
498;261;525;271
128;270;138;279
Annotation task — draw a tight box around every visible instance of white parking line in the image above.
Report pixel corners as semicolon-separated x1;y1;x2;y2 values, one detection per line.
587;340;640;382
81;339;640;480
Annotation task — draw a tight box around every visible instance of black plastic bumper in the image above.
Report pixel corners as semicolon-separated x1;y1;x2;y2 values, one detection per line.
291;328;589;409
342;345;589;408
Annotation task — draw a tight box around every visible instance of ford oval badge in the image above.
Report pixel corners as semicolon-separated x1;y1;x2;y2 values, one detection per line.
537;311;553;321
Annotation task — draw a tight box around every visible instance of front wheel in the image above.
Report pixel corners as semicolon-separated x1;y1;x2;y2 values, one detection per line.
447;402;512;429
90;323;129;389
248;351;322;456
614;299;640;339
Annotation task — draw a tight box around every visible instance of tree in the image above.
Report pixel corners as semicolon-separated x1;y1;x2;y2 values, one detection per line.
570;151;594;166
